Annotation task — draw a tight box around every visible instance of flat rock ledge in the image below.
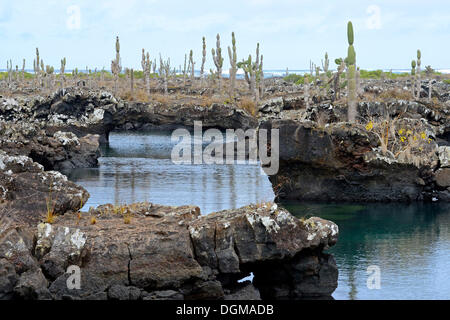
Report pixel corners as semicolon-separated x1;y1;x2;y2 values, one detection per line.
0;201;338;300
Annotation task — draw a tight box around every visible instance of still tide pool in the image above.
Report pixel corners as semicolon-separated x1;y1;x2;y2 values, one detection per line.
284;202;450;300
66;131;450;300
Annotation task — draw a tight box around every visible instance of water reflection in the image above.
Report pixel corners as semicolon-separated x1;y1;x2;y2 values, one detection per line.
66;131;275;215
283;202;450;300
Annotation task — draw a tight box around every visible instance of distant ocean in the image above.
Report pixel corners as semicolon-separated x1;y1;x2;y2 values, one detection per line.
2;68;449;79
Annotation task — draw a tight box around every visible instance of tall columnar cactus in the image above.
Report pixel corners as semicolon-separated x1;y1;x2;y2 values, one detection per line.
416;50;421;98
200;37;206;86
254;43;261;102
211;34;224;91
346;21;357;123
111;36;122;95
183;53;187;87
141;49;147;87
60;57;66;89
411;60;416;96
227;32;237;98
304;74;310;109
45;65;55;90
321;52;330;96
356;67;361;96
425;65;434;101
21;59;25;82
189;50;195;81
130;68;134;96
259;54;265;99
6;60;12;85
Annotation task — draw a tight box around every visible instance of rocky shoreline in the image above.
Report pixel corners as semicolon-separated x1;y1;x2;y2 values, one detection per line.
0;152;338;300
1;77;449;299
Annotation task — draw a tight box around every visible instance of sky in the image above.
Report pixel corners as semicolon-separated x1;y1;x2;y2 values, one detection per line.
0;0;449;72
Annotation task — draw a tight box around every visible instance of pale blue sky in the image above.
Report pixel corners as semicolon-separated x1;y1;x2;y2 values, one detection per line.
0;0;449;71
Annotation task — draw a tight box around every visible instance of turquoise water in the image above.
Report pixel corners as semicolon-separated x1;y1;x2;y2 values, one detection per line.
283;202;450;300
67;131;450;300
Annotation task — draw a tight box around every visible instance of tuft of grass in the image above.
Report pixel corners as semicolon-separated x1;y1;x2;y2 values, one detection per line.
90;216;97;225
123;214;131;224
237;97;257;116
45;180;56;224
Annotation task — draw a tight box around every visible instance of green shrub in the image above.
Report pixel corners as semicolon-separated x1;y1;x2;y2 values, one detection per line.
284;74;303;83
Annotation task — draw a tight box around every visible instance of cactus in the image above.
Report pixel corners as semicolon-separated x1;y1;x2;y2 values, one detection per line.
259;54;265;99
141;49;147;86
111;36;122;95
227;32;237;98
211;34;224;91
159;54;170;95
416;50;421;98
130;68;134;96
189;50;195;82
254;43;261;102
200;37;206;86
237;43;261;102
6;60;12;85
321;52;330;96
304;73;310;109
411;60;416;96
346;21;357;123
425;65;434;101
356;67;361;96
45;65;55;90
333;58;346;101
142;49;152;93
21;59;25;82
183;53;187;87
60;57;66;89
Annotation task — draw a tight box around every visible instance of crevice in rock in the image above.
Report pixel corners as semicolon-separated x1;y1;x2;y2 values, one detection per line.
126;244;133;286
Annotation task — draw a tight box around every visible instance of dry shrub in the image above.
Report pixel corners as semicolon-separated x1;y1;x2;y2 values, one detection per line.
238;97;257;116
199;96;213;107
364;115;435;166
379;89;414;101
152;93;170;105
119;90;134;101
135;89;149;102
